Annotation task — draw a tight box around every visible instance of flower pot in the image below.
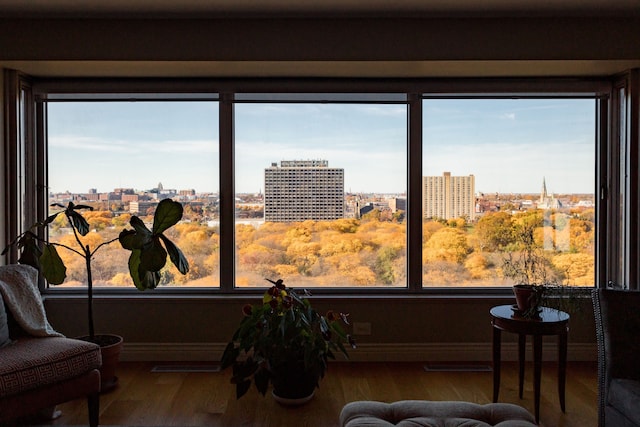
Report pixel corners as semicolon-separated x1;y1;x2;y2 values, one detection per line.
270;363;319;404
513;284;543;318
78;334;123;393
272;389;315;406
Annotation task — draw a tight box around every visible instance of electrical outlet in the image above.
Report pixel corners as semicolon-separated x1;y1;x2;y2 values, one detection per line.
353;322;372;335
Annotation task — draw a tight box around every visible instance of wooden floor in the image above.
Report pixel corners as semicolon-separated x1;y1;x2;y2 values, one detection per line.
20;361;597;427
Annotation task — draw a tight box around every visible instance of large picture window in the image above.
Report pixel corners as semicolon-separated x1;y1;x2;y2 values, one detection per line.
234;100;407;288
29;82;606;293
422;98;596;288
46;99;220;288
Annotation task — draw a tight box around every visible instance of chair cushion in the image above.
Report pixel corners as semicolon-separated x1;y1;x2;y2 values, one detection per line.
608;378;640;426
0;336;101;398
340;401;538;427
0;293;10;348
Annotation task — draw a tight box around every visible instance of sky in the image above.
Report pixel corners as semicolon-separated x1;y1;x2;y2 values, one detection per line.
47;98;595;195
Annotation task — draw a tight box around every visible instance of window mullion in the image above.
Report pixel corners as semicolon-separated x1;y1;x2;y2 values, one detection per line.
408;93;422;291
219;93;235;291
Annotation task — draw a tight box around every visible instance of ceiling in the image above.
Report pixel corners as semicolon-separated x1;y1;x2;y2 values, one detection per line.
0;0;638;18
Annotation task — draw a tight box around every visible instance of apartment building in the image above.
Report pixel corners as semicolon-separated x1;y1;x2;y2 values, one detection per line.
264;160;344;222
423;172;476;221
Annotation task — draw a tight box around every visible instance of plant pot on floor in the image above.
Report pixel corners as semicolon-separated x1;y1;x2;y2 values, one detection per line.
270;364;319;405
79;334;123;393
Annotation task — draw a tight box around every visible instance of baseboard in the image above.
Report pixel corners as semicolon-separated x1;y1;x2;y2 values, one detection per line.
120;342;597;362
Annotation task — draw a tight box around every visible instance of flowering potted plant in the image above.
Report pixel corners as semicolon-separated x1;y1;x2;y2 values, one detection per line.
221;278;355;403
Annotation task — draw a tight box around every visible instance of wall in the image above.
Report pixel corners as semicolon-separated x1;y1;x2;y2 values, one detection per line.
2;15;624;362
43;294;596;362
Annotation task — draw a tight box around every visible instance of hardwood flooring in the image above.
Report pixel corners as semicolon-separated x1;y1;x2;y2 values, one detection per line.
22;361;597;427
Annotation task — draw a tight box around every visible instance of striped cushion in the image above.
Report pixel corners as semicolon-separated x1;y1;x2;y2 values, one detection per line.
0;336;101;397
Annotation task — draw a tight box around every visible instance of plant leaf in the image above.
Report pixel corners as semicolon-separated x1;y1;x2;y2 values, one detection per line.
129;216;152;237
118;229;138;250
39;244;67;285
138;270;162;290
221;341;239;369
127;249;146;291
237;379;251;399
152;199;183;235
254;368;270;396
139;238;168;272
159;234;189;275
67;210;91;236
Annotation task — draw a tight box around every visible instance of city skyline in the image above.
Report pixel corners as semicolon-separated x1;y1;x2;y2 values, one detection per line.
47;98;595;195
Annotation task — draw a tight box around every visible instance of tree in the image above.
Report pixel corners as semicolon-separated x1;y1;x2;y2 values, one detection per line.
475;211;514;251
423;228;470;264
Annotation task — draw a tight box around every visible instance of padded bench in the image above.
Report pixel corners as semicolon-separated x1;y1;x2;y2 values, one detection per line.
340;400;538;427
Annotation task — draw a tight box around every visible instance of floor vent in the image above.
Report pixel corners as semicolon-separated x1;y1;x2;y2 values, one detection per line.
151;364;221;373
424;364;492;372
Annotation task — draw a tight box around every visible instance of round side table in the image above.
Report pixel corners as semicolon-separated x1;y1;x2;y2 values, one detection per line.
490;304;570;424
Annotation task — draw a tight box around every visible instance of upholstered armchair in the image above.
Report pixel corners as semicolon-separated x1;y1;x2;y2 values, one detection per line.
0;264;102;426
593;288;640;427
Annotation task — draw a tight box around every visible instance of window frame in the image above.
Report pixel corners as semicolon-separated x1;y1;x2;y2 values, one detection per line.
9;76;615;295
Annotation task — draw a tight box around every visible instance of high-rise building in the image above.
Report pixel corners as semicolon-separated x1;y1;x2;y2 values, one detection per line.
423;172;475;220
264;160;344;222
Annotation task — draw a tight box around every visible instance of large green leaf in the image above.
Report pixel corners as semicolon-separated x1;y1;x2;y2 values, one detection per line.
128;249;162;290
152;199;183;235
139;270;161;290
39;244;67;285
139;238;168;272
159;234;189;275
119;217;152;250
129;216;152;237
118;229;139;250
8;232;42;270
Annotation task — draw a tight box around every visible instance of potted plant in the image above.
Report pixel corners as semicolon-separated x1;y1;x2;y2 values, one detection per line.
501;222;557;319
2;198;189;391
221;278;355;404
501;220;590;319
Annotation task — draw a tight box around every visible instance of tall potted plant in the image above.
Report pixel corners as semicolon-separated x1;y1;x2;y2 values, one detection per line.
2;198;189;390
221;278;355;404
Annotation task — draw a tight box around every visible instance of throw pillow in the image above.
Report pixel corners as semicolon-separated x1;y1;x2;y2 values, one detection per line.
0;292;12;348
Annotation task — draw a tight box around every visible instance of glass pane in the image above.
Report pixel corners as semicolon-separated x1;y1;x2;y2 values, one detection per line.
47;100;219;288
422;98;595;287
235;102;407;288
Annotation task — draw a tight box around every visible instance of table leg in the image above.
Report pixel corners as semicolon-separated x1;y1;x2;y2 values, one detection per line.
533;334;542;424
559;329;568;412
492;325;501;403
518;333;526;399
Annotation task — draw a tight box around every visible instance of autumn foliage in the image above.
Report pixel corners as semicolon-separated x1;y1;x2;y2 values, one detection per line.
48;206;594;288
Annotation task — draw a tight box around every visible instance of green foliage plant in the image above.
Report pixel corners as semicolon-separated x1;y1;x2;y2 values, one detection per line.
221;278;356;399
2;198;189;341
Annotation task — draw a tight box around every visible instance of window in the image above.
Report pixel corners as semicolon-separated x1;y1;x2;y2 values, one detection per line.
234;99;407;288
422;98;596;288
45;98;219;288
10;79;613;293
